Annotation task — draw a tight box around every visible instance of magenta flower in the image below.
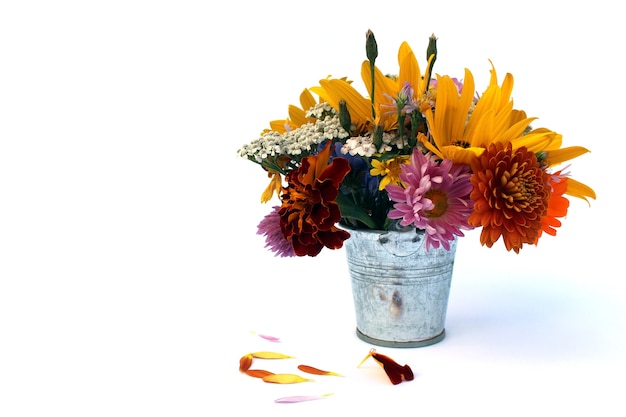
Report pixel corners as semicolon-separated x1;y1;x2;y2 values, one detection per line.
256;206;295;257
386;149;474;251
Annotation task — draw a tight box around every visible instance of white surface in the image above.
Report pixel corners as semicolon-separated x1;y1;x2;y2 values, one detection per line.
1;1;624;416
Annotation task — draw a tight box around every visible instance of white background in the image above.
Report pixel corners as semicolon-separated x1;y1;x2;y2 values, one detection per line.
1;1;624;416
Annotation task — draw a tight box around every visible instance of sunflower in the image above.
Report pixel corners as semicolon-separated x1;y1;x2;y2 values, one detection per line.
310;40;434;137
420;64;560;166
266;88;319;134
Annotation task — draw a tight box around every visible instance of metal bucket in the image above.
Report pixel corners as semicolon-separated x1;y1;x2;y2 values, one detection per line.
343;226;457;348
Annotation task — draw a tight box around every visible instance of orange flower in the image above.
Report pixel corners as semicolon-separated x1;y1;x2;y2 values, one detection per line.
468;142;550;253
535;173;569;243
279;141;351;256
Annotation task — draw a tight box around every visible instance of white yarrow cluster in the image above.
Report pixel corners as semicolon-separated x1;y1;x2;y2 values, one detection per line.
305;102;334;119
237;104;349;163
341;136;377;157
340;131;409;157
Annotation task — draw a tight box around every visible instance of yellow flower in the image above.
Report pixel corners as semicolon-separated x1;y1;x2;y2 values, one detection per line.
265;89;319;134
310;77;375;134
261;170;283;203
370;156;410;190
420;64;559;165
420;63;595;203
310;41;434;136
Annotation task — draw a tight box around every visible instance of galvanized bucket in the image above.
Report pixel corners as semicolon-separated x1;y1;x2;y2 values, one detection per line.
343;226;457;348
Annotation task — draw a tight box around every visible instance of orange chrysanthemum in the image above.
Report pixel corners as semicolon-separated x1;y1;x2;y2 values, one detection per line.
468;142;550;253
279;141;351;256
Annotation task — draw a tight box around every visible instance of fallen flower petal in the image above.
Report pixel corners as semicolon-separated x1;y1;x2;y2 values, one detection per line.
239;353;253;372
245;369;274;378
258;334;280;342
372;351;414;385
274;393;334;403
297;364;342;376
358;348;413;385
262;374;314;384
251;351;293;359
249;330;280;342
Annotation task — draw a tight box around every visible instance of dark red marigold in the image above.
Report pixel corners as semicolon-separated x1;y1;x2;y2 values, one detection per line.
279;141;351;257
468;142;551;253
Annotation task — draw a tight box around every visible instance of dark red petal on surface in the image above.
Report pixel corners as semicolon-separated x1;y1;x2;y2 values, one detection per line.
371;351;414;385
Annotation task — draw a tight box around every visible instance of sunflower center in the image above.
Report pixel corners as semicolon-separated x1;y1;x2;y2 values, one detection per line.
424;189;448;218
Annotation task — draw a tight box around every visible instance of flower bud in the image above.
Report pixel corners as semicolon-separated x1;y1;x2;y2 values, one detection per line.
427;33;437;74
338;99;352;134
366;29;378;64
423;34;438;90
373;125;384;150
427;33;437;61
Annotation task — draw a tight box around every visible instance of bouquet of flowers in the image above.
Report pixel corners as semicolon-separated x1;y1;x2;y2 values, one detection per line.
237;30;595;257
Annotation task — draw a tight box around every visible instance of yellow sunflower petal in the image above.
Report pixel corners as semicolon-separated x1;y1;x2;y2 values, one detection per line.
260;171;282;203
251;351;294;359
262;374;313;384
543;146;591;167
565;178;596;203
311;79;371;131
299;88;317;114
440;145;485;166
511;130;560;153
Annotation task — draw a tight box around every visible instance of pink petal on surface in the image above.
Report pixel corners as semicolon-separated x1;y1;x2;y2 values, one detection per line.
274;394;333;403
259;334;280;342
249;330;280;342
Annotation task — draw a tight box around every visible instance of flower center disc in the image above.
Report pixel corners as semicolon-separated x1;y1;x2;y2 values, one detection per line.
425;189;448;218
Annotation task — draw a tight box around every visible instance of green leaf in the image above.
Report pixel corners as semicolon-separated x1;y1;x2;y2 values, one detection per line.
335;192;378;229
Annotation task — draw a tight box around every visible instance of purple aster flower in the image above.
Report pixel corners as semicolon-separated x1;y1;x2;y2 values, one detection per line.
256;206;295;257
381;81;420;116
386;149;474;251
430;77;463;94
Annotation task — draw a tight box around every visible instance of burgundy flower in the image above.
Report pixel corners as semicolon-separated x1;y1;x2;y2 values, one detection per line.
279;141;351;256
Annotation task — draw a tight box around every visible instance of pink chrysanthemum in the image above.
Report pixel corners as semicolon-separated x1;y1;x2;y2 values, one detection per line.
256;206;295;257
386;149;474;251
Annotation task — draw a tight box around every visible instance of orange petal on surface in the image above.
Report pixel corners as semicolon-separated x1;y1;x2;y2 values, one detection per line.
262;374;313;384
245;369;274;378
239;353;253;372
297;364;342;376
251;351;293;359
